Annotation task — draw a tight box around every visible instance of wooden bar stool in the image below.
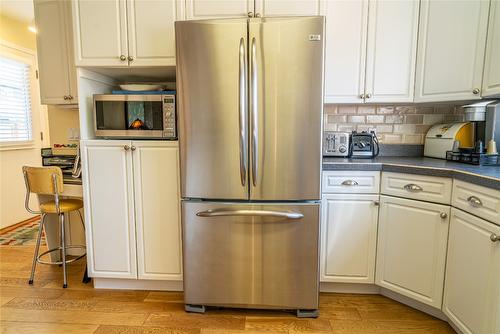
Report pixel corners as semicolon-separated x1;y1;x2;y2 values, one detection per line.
22;166;86;288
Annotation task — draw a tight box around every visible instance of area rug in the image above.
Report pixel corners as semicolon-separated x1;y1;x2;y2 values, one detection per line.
0;218;46;246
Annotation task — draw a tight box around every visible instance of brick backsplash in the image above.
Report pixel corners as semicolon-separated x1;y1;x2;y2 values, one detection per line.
324;104;465;145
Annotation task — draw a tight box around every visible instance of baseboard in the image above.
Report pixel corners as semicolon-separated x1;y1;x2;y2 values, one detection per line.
0;215;40;234
320;282;380;294
93;278;183;291
379;287;448;321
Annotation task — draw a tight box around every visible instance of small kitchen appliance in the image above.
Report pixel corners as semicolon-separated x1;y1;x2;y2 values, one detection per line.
462;100;500;154
93;93;176;139
323;131;350;157
350;131;379;158
424;122;474;159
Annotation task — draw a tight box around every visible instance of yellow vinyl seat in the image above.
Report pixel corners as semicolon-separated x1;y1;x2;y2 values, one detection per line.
40;198;83;214
22;166;86;288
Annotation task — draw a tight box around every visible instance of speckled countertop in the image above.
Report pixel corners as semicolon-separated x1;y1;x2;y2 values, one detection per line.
323;157;500;190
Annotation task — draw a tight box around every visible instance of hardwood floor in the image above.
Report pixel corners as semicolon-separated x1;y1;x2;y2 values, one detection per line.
0;245;455;333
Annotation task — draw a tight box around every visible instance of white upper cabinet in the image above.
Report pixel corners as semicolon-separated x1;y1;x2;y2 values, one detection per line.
443;208;500;334
73;0;182;66
324;0;368;103
255;0;323;16
72;0;128;66
376;195;450;308
415;0;490;102
126;0;182;66
324;0;419;104
364;0;419;103
482;0;500;97
185;0;253;19
34;0;78;104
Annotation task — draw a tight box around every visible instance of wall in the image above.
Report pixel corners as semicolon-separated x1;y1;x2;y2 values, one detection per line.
47;105;80;147
324;104;465;144
0;13;44;229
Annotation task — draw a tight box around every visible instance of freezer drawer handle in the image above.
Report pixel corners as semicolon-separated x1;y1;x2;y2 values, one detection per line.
238;37;248;187
196;209;304;219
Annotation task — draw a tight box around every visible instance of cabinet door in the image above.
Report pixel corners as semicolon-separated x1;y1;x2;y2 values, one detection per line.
482;0;500;97
34;0;72;104
72;0;128;66
81;140;137;278
364;0;419;103
133;141;182;280
185;0;253;19
376;195;450;308
255;0;323;16
127;0;183;67
414;0;489;102
321;194;379;283
443;208;500;334
324;0;368;103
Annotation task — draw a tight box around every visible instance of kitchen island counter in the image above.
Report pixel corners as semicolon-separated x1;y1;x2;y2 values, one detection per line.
323;157;500;190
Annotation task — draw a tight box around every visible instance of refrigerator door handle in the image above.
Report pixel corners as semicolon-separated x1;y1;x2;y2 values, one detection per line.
238;37;248;187
250;37;258;187
196;209;304;219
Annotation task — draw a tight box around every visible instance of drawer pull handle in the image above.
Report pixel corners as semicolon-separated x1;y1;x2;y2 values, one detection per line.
491;234;500;242
404;184;423;192
467;196;482;208
341;180;358;186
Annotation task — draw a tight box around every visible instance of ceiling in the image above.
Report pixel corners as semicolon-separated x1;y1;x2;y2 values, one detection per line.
0;0;34;23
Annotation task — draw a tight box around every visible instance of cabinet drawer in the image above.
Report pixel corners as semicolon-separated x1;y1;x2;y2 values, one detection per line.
322;171;380;194
381;172;452;204
452;180;500;225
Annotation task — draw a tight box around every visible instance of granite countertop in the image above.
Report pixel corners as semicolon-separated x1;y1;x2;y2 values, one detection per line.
323;157;500;190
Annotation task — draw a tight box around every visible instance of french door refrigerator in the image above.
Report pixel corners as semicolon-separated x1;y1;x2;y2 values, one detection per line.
176;16;324;317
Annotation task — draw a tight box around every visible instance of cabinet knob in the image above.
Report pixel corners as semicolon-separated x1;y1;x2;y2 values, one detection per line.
341;179;359;186
68;95;73;100
63;95;69;100
467;196;482;208
124;145;130;151
404;183;423;192
490;233;500;242
440;212;448;219
373;200;380;206
120;55;127;61
359;93;365;99
255;13;261;17
472;88;480;95
128;56;134;61
131;145;136;151
365;93;372;99
247;11;254;17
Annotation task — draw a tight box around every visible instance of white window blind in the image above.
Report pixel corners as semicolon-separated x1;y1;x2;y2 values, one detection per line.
0;55;33;142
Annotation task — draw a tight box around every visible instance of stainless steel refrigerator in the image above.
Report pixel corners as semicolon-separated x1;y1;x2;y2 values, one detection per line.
176;16;324;317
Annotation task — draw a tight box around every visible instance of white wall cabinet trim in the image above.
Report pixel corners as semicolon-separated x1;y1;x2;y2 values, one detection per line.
414;0;490;102
255;0;324;17
482;0;500;97
185;0;253;19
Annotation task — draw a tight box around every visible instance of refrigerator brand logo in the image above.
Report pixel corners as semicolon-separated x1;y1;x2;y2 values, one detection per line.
308;34;321;41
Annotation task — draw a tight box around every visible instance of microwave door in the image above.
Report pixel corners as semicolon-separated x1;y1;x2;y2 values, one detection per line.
176;19;249;200
248;17;324;201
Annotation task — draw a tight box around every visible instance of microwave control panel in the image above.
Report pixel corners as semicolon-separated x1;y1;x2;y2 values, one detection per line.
163;95;177;139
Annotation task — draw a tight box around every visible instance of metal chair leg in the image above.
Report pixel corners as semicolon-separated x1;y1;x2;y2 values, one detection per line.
60;213;68;288
29;214;46;285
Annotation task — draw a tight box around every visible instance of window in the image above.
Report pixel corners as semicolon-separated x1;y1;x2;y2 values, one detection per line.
0;54;33;143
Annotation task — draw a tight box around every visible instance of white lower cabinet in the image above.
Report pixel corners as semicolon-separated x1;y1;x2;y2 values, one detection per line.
321;194;379;283
82;140;181;281
443;208;500;334
376;195;450;308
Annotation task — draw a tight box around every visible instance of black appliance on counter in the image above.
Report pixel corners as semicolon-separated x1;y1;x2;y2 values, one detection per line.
350;131;380;158
41;148;82;184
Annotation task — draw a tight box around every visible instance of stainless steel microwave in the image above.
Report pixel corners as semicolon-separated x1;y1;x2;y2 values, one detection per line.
93;94;176;139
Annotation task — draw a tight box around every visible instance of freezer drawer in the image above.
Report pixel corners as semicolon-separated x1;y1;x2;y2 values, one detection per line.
182;201;320;310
